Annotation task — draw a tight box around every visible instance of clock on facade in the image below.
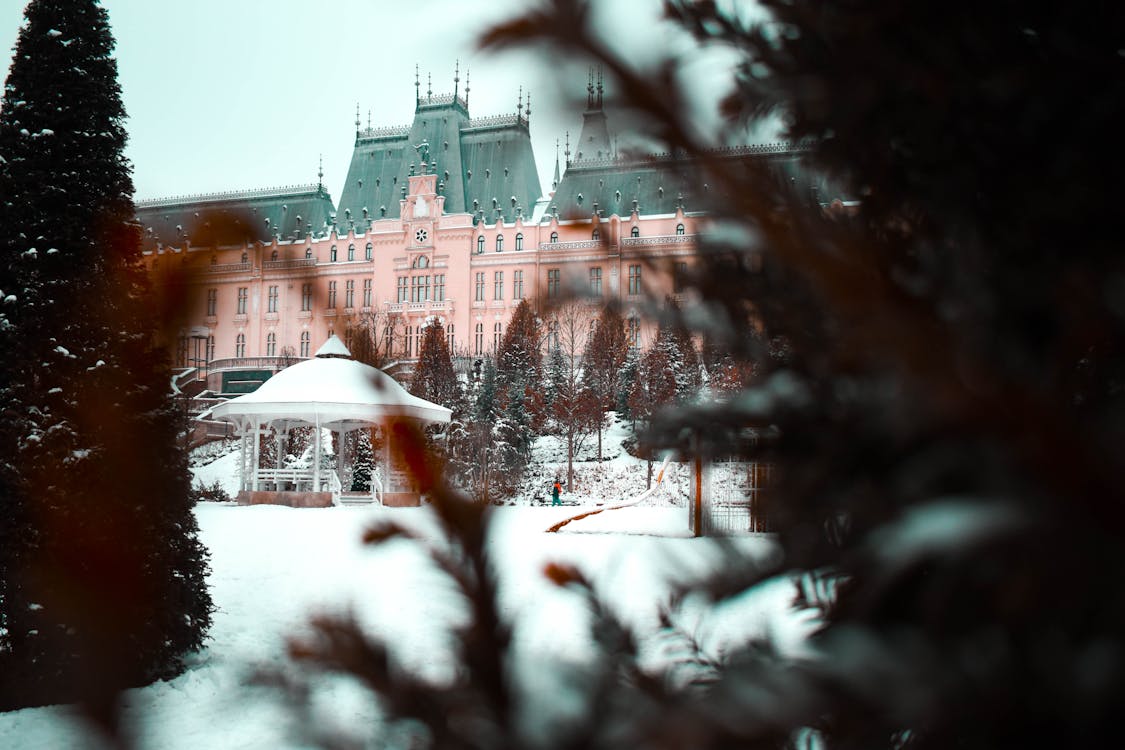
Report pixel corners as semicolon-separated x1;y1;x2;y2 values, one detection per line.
414;227;429;244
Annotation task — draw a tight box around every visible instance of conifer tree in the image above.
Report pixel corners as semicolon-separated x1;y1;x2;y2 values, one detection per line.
410;317;459;409
0;0;212;714
494;299;541;465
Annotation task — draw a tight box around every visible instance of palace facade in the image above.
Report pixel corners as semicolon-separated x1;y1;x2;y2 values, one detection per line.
140;74;813;392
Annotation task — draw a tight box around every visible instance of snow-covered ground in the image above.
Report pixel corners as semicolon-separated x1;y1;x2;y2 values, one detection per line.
1;417;801;748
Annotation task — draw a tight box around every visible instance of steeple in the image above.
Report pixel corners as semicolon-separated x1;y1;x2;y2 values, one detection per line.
415;64;420;105
454;58;460;100
427;71;432;101
465;65;470;109
317;154;323;195
517;86;523;118
355;103;360;135
526;90;531;125
553;138;561;191
575;70;611;162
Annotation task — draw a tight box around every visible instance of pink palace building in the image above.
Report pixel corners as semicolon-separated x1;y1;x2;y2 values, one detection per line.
139;72;818;394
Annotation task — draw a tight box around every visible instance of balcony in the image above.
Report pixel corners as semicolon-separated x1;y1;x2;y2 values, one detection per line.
619;233;695;248
263;258;317;271
539;240;603;251
203;262;252;274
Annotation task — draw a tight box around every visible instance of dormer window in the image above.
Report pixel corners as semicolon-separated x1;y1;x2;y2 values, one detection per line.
550;231;559;243
495;235;504;252
516;233;524;251
676;223;685;236
330;245;338;262
365;242;373;260
271;250;278;261
348;244;355;261
241;252;248;263
305;248;312;259
477;235;485;254
631;226;640;238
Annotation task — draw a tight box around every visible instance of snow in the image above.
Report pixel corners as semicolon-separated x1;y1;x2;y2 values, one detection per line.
0;502;795;749
47;29;62;38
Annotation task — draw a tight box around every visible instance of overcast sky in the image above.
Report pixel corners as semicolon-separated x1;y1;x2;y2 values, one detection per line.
1;0;758;204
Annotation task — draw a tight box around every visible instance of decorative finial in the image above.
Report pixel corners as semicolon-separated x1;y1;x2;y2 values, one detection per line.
587;67;595;109
517;86;523;116
355;103;360;134
427;72;432;100
317;154;323;193
597;66;604;108
454;58;460;100
465;65;470;108
526;90;531;124
415;64;420;104
367;109;371;130
564;130;571;164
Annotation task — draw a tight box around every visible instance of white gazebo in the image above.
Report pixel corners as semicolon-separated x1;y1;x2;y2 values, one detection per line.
205;335;451;507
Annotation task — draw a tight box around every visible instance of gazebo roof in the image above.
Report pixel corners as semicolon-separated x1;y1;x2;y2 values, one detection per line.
207;336;451;429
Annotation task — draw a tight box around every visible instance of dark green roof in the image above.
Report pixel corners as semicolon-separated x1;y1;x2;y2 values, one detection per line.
335;93;541;230
547;144;825;219
136;184;335;250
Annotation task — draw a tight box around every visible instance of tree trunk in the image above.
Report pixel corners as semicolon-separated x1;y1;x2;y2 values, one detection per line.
567;429;574;491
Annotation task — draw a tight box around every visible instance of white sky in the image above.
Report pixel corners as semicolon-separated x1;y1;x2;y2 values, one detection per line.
1;0;757;204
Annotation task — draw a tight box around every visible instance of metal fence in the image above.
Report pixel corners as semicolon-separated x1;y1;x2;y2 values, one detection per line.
690;459;772;535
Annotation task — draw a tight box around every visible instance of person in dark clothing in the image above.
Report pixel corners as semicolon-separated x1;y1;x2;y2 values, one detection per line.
551;478;561;506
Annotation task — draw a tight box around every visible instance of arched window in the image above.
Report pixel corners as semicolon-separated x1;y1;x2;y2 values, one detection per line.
348;244;355;261
305;248;312;259
515;233;524;250
477;235;485;254
631;226;640;238
592;228;600;240
495;235;504;252
330;245;338;262
235;333;245;358
210;254;217;265
365;242;373;260
493;322;502;351
266;332;276;357
676;223;685;236
300;331;310;358
241;251;248;263
550;231;559;243
270;250;278;261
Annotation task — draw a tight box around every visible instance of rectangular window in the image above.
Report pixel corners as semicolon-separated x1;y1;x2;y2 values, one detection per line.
475;272;485;302
411;276;423;303
674;262;688;294
206;335;215;361
547;269;560;298
422;274;430;302
206;288;217;316
268;285;278;313
494;271;503;301
513;270;524;300
628;265;642;296
363;279;372;308
345;279;355;309
328;281;337;308
397;276;408;303
301;283;312;311
493;322;502;351
434;274;445;302
237;287;248;315
405;326;413;358
589;267;602;297
474;323;483;355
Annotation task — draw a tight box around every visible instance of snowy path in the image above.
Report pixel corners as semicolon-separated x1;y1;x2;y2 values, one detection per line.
0;503;793;749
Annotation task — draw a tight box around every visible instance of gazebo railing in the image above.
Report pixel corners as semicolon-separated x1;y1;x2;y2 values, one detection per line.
254;467;316;491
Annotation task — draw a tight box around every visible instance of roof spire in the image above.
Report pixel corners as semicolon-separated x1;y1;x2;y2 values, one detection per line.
427;71;432;100
465;65;470;109
517;85;523;117
526;89;531;124
355;103;360;134
564;130;571;166
454;58;460;100
367;109;371;130
553;139;561;190
415;64;420;104
597;66;604;108
317;154;324;194
587;67;595;109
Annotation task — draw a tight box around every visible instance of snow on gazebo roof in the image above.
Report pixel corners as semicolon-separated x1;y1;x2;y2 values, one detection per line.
207;336;451;429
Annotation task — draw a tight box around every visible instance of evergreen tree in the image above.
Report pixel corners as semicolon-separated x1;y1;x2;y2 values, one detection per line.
0;0;212;714
494;299;541;464
410;317;459;409
582;305;629;460
349;428;373;492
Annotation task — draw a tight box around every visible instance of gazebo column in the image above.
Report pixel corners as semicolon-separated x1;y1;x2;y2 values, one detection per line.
238;423;248;492
335;429;345;496
312;417;321;492
250;419;261;491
